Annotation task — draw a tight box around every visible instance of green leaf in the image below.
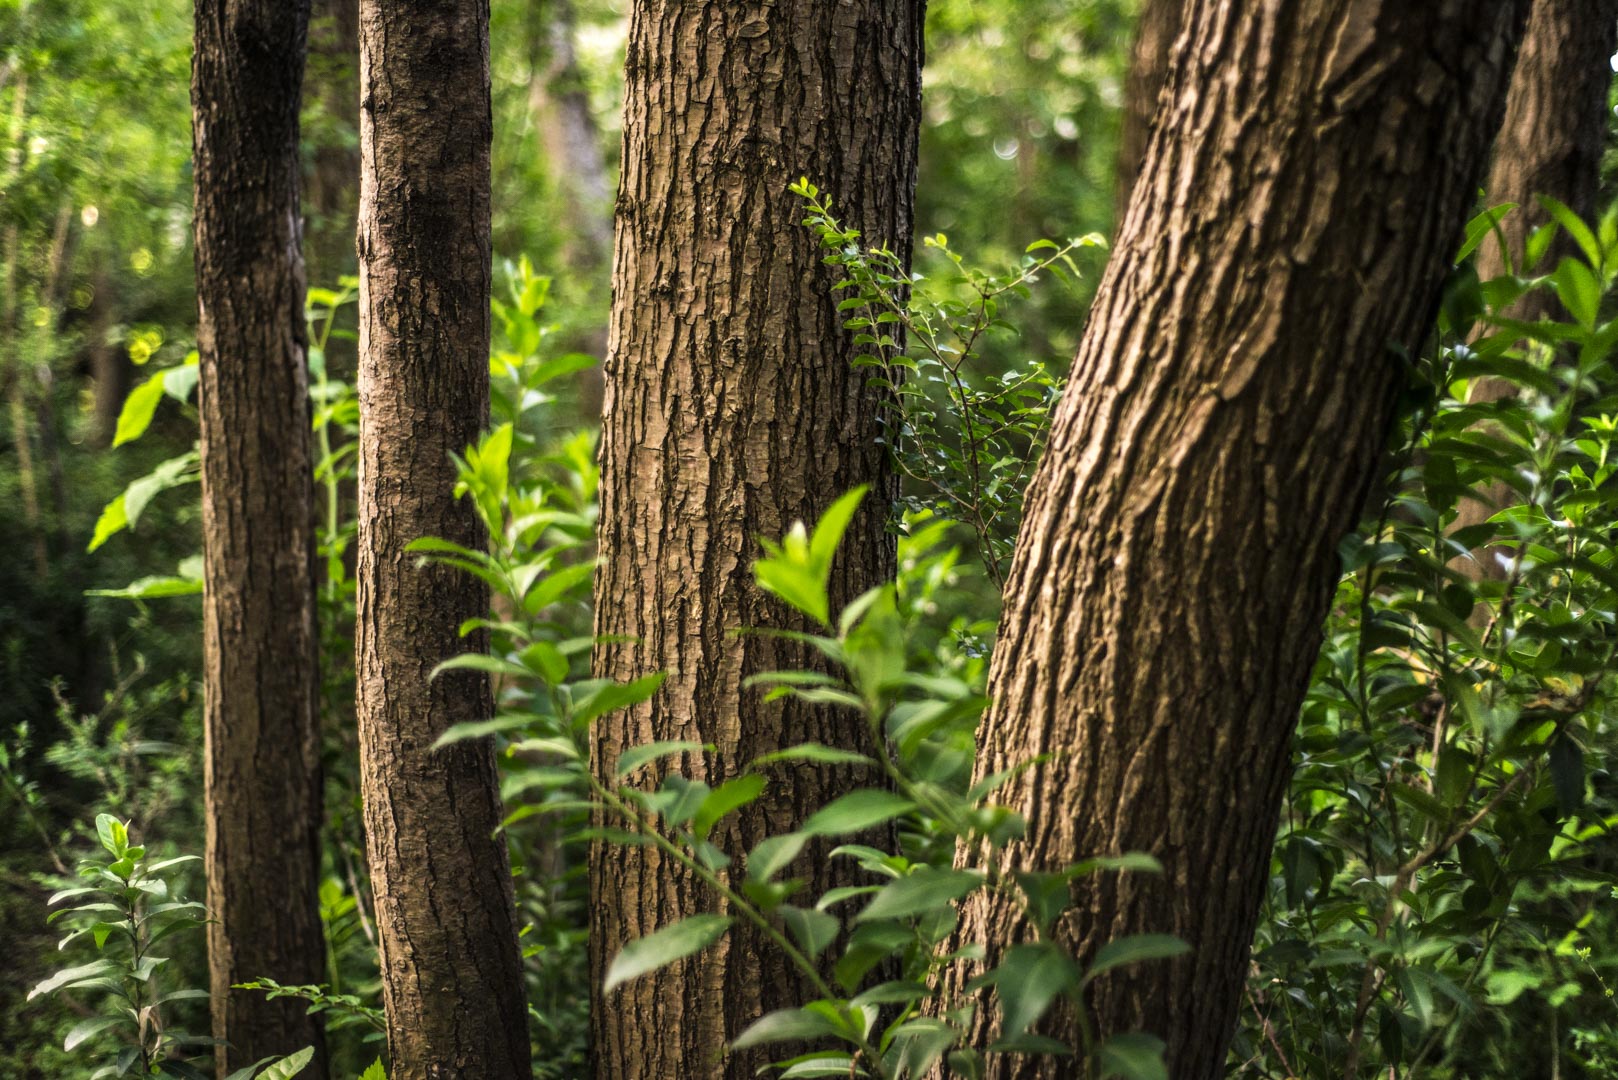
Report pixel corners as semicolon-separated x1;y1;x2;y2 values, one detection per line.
615;739;706;777
994;942;1080;1037
856;868;981;923
429;653;528;680
255;1047;316;1080
87;494;128;553
1553;257;1600;328
1097;1033;1168;1080
96;815;127;857
63;1015;129;1052
113;373;167;447
694;774;767;837
749;743;875;769
28;959;122;1000
781;904;840;959
730;1007;843;1050
1083;934;1189;985
809;486;868;575
573;673;667;727
604;914;732;993
802;790;913;837
431;713;535;748
358;1059;387;1080
747;832;808;882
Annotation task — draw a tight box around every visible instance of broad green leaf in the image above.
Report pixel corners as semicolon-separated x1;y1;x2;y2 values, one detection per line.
809;486;868;575
573;673;667;727
781;904;840;958
730;1007;843;1050
255;1047;316;1080
1083;934;1189;985
28;959;122;1000
113;374;167;447
994;942;1080;1036
802;790;913;837
694;774;767;837
615;739;705;777
64;1015;129;1051
87;495;128;553
749;743;875;769
855;868;981;923
604;914;731;993
1097;1032;1168;1080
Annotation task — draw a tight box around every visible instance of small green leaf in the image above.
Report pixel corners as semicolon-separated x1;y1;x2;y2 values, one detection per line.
781;904;840;958
604;914;731;993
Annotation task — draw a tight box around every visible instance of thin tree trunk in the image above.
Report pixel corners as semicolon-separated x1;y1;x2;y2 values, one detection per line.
355;1;530;1077
1115;0;1180;221
191;0;327;1073
590;3;925;1077
305;0;359;290
527;0;612;281
1450;0;1618;582
88;269;125;448
950;3;1528;1078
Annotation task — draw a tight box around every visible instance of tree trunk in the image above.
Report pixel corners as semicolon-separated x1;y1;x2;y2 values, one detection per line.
191;0;328;1073
590;3;924;1077
951;3;1529;1078
527;0;612;281
354;2;530;1077
1450;0;1618;582
1114;0;1180;221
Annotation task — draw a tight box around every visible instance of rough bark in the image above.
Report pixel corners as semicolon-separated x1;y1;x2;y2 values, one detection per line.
191;0;327;1073
1115;0;1181;221
354;1;530;1077
950;3;1529;1078
1450;0;1618;582
590;3;925;1077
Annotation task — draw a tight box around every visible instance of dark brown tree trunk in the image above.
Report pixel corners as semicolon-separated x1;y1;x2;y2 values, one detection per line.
191;0;328;1073
87;270;127;449
950;3;1529;1079
1115;0;1180;221
1450;0;1618;582
354;2;530;1077
590;3;925;1077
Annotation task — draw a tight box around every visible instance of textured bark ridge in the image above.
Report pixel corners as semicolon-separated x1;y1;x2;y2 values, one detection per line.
590;2;924;1076
1450;0;1618;582
191;1;328;1074
952;3;1529;1078
354;1;530;1077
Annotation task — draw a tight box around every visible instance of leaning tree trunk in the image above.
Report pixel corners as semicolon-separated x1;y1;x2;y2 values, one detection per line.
949;3;1529;1079
191;0;327;1073
1450;0;1618;582
354;1;530;1077
590;3;925;1077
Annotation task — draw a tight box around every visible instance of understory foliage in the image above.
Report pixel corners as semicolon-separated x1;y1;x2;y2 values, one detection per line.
1240;201;1618;1077
13;198;1618;1079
